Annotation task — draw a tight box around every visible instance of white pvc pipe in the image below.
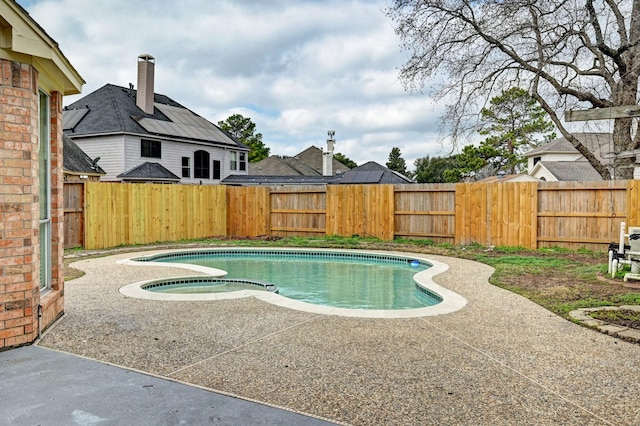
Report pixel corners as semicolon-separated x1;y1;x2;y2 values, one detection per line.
608;250;614;275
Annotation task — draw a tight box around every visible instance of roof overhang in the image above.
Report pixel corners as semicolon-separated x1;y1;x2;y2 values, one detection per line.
66;131;250;151
0;1;84;95
118;177;180;183
529;162;553;178
63;170;104;177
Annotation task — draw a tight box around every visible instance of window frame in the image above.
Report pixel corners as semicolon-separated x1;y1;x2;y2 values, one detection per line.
38;90;51;292
141;139;161;158
230;151;237;171
181;156;190;178
194;150;210;179
213;159;221;180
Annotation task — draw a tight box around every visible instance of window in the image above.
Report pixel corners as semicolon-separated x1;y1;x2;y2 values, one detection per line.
182;157;190;178
230;151;237;171
194;150;210;179
533;156;541;165
141;139;161;158
239;153;246;171
38;90;51;291
213;160;221;180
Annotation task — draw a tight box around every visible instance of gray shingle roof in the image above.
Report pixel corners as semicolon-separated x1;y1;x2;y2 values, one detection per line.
248;145;350;176
63;134;106;175
117;162;180;182
538;161;603;181
63;84;247;150
344;161;413;184
524;133;612;162
222;175;340;185
225;161;413;185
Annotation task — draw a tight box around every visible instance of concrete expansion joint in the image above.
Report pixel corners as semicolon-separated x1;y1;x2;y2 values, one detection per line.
569;305;640;342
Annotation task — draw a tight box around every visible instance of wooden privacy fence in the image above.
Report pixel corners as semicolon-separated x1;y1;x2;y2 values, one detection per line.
65;180;638;251
82;182;226;249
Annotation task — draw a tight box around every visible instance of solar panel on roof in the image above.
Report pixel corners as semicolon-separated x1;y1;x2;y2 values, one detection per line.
137;117;237;145
368;171;384;183
63;108;89;131
340;171;357;183
340;170;384;184
136;103;238;145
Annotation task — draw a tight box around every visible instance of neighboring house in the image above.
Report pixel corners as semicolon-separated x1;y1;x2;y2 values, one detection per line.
475;173;539;183
223;160;413;186
63;54;249;184
0;0;84;349
524;133;612;181
249;145;350;176
63;135;106;182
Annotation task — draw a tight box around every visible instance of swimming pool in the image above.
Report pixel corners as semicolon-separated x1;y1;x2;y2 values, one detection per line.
141;250;440;310
118;248;468;318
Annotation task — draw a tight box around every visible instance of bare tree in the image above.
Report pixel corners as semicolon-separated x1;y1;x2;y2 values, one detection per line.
387;0;640;179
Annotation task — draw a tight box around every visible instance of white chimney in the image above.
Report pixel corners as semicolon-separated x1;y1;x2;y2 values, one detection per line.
136;54;155;114
323;130;335;176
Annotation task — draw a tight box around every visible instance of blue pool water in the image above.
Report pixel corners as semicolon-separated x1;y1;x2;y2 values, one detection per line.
141;250;442;310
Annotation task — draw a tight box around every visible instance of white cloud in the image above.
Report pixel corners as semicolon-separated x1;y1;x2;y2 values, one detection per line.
19;0;450;170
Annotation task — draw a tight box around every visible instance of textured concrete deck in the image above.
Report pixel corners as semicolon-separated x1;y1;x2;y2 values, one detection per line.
35;248;640;425
0;345;334;425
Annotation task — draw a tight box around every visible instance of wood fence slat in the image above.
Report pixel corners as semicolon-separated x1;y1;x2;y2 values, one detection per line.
69;180;633;251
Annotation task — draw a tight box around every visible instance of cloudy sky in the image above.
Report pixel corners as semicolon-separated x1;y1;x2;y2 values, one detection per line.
17;0;448;170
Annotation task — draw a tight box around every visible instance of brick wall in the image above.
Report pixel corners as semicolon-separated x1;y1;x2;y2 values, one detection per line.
0;59;64;349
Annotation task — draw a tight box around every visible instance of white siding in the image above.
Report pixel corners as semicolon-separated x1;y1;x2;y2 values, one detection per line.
530;164;558;182
124;136;248;184
73;136;125;181
527;152;582;172
73;134;248;184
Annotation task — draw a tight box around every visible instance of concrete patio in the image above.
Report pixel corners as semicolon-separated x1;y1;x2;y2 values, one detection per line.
25;248;640;424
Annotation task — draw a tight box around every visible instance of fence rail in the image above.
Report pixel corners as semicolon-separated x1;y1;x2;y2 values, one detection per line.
63;180;637;251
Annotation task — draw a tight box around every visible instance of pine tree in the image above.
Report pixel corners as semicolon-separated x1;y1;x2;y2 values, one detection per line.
386;147;408;176
218;114;270;162
333;152;357;168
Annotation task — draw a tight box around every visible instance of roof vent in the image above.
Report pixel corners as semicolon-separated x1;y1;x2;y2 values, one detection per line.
136;54;155;114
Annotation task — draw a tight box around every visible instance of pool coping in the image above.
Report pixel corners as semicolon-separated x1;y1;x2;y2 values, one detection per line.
117;247;468;318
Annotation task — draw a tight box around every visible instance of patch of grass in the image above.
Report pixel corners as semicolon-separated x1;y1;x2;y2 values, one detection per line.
590;309;640;322
394;237;434;246
610;293;640;304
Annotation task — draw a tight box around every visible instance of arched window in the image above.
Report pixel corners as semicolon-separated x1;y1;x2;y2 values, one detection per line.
194;150;210;179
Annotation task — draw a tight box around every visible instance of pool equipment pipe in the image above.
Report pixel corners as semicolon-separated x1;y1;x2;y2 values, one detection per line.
609;221;640;280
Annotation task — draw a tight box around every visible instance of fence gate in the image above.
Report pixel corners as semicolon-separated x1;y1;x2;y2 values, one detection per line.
63;182;84;248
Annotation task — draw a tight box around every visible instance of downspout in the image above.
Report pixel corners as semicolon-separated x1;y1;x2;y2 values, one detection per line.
37;304;42;339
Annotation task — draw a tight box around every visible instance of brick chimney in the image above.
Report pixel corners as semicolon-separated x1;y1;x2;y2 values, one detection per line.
136;54;155;114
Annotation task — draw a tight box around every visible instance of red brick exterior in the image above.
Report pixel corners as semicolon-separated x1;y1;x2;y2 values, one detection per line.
0;59;64;349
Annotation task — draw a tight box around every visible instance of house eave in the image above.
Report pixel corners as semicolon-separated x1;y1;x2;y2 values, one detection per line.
0;1;84;94
66;130;249;151
63;170;104;177
529;162;555;179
